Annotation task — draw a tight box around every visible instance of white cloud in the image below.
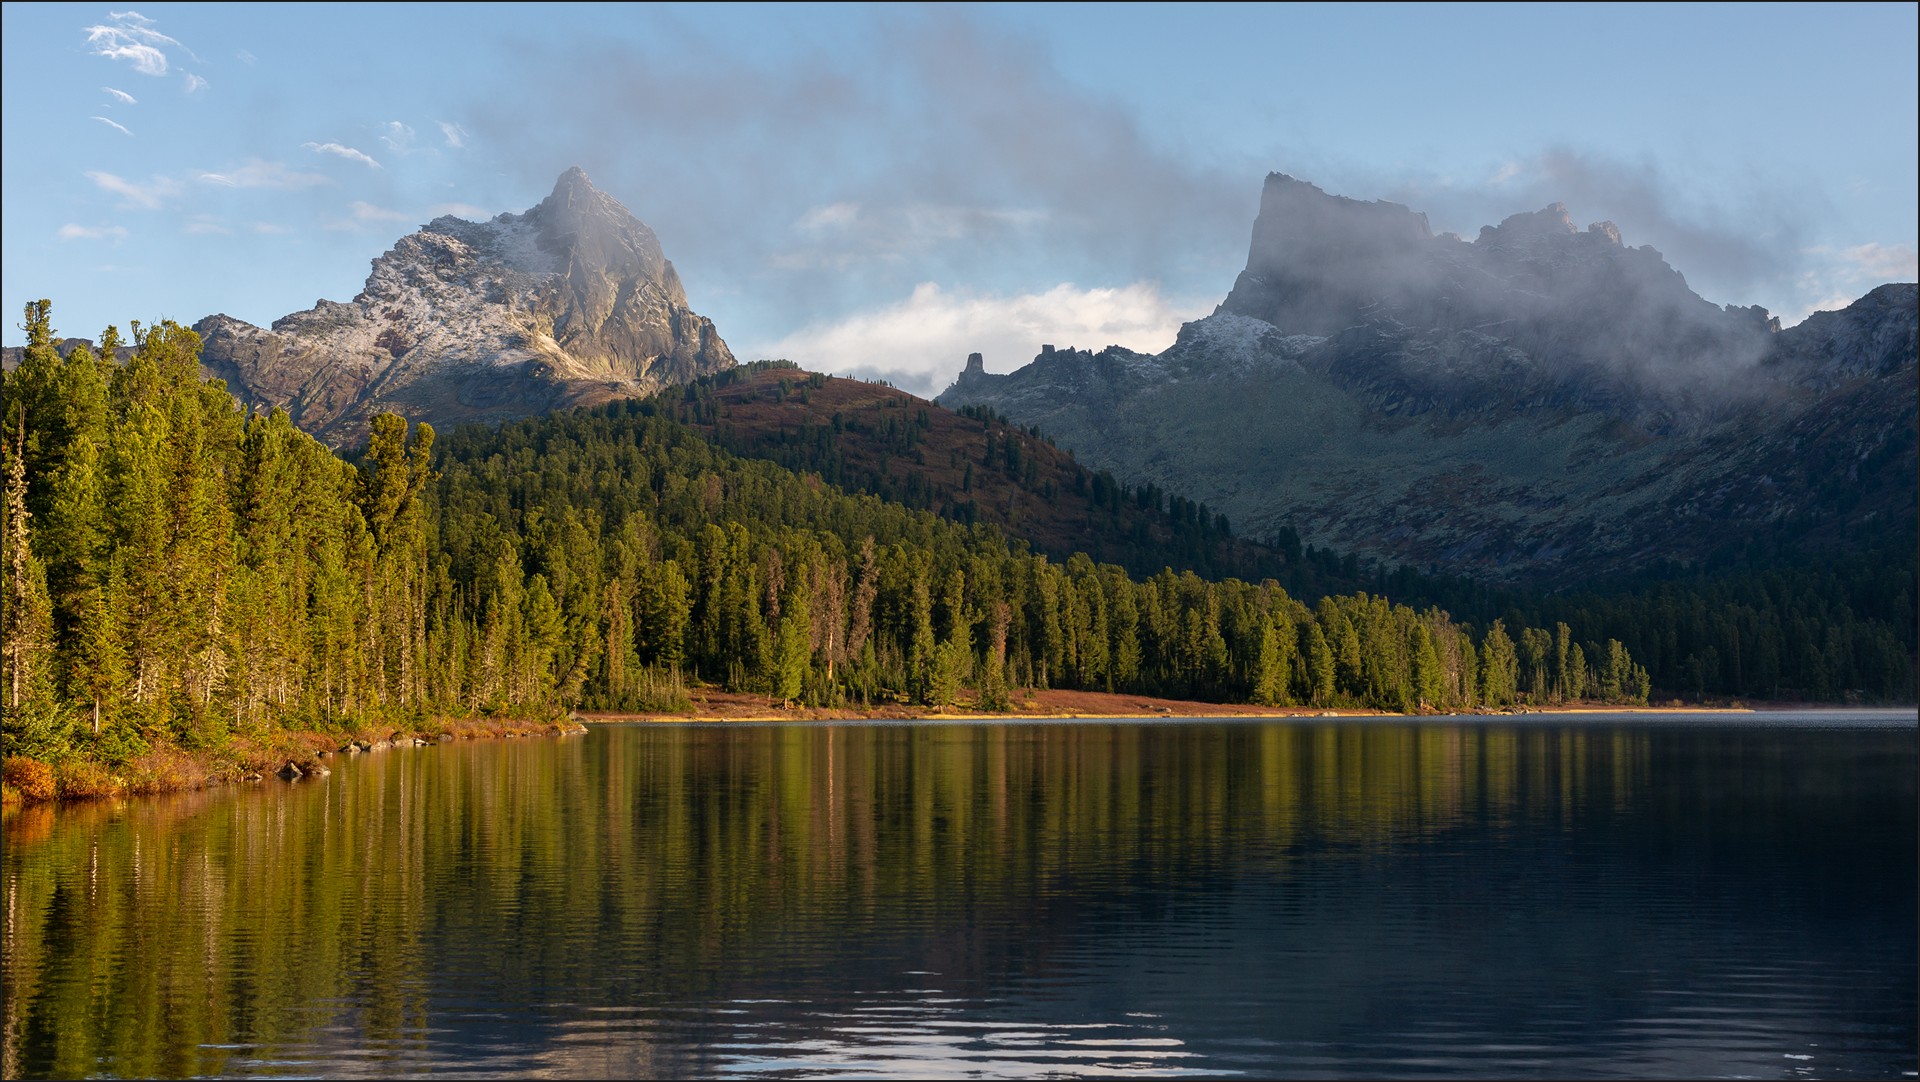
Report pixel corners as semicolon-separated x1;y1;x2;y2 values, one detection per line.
84;11;184;76
303;141;382;169
1837;242;1919;282
429;202;493;220
91;116;134;137
326;201;414;231
796;202;861;231
58;223;130;241
754;281;1208;396
85;170;178;209
777;202;1050;270
381;121;416;153
198;159;331;190
183;72;208;93
87;36;167;75
1780;242;1919;324
102;86;137;105
182;215;229;235
236;49;256;65
437;120;467;148
251;222;290;235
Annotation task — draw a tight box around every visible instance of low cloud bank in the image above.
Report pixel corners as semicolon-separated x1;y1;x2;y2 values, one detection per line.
752;281;1209;397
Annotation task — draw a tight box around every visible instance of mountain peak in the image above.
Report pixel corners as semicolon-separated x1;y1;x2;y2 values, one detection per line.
546;165;608;207
194;169;733;446
533;165;643;240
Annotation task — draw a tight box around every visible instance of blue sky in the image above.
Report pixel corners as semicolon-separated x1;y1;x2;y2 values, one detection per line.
3;2;1915;393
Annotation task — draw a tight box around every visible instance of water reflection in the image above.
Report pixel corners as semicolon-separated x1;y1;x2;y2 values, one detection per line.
3;716;1914;1078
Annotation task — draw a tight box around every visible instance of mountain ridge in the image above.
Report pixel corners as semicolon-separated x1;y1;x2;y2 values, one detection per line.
192;167;735;447
939;174;1917;587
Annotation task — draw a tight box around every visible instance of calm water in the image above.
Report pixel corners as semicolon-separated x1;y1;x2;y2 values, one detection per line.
3;713;1914;1079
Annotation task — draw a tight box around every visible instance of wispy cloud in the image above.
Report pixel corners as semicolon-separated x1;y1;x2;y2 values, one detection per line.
83;11;183;76
101;86;137;105
198;159;332;190
182;215;229;235
380;121;416;153
796;202;861;231
437;120;467;148
85;169;178;209
756;280;1207;396
250;222;290;235
58;223;131;241
1784;242;1920;323
91;116;134;137
429;202;493;220
183;72;208;94
1834;241;1919;282
1379;148;1808;306
468;11;1257;335
236;49;256;65
775;203;1049;273
327;201;413;230
303;141;381;169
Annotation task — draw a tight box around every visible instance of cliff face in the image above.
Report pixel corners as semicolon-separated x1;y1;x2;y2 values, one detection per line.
196;167;735;446
940;175;1917;586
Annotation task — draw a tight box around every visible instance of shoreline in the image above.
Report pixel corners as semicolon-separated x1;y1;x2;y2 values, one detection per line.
1;715;587;809
578;685;1878;725
584;707;1768;724
7;693;1902;809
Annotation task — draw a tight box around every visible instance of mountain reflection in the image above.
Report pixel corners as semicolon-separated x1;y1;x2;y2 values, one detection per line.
4;718;1913;1079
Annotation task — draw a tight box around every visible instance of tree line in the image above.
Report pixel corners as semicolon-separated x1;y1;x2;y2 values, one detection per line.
2;302;1661;772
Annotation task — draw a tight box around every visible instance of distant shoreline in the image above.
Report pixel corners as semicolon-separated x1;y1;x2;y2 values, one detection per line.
576;686;1899;725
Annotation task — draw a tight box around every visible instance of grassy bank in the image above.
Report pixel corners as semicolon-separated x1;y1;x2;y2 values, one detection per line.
1;716;585;807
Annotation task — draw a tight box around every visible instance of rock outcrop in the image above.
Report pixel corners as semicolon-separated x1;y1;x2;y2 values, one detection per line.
939;174;1917;586
196;167;735;447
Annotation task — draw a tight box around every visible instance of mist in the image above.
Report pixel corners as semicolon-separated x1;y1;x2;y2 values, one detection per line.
462;10;1257;363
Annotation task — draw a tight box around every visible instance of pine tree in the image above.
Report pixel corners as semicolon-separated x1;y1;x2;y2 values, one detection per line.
1305;622;1336;706
773;578;811;707
1479;620;1519;706
3;419;56;712
1410;622;1443;710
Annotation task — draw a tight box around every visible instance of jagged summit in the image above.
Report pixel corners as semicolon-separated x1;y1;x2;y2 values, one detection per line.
940;172;1916;585
197;167;734;447
1216;171;1777;398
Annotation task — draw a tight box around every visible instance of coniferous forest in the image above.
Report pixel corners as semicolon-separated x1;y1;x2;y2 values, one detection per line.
2;302;1910;797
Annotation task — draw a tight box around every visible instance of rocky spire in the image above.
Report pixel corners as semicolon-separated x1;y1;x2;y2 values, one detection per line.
194;166;734;446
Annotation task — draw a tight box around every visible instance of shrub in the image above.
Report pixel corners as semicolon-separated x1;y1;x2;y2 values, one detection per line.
125;747;200;794
2;757;55;802
55;758;120;801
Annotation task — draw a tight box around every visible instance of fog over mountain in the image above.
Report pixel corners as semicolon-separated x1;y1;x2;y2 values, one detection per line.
940;174;1918;585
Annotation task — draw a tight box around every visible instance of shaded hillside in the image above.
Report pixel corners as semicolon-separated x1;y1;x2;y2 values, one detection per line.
940;175;1918;589
659;361;1313;584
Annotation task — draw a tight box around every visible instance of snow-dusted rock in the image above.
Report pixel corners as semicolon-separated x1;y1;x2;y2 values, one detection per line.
197;167;734;447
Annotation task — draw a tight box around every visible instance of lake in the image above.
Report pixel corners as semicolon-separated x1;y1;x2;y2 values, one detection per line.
3;712;1914;1079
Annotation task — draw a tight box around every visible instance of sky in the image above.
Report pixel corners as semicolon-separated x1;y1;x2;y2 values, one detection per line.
3;2;1915;395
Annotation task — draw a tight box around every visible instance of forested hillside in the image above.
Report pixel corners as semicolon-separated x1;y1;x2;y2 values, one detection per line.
686;364;1915;705
3;304;1664;792
664;361;1295;584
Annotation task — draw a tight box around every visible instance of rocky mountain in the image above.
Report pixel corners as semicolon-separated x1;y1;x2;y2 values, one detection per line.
195;167;734;446
938;174;1917;587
